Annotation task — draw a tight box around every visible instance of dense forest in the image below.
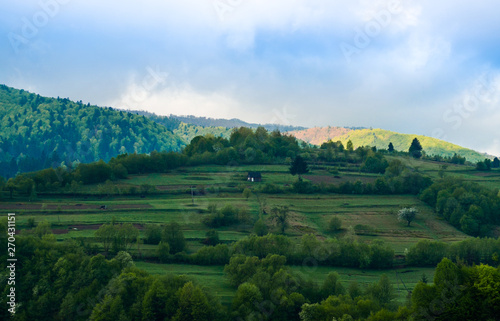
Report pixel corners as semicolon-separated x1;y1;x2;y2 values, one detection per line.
0;85;184;178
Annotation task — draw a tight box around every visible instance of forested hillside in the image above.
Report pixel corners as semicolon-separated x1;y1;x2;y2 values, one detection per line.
0;85;184;178
130;111;233;143
289;127;491;163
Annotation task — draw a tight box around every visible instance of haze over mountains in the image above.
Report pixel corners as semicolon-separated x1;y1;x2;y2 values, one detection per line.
0;84;493;178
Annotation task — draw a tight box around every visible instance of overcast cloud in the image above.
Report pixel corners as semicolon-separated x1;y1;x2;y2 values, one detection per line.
1;0;499;155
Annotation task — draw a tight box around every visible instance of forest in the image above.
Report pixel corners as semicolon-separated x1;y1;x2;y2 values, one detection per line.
1;91;500;320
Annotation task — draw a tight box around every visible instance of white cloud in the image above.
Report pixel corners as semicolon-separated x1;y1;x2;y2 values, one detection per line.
3;0;500;154
111;82;250;121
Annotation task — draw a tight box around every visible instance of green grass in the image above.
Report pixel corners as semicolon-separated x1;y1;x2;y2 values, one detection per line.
291;265;436;304
19;189;469;254
135;262;235;306
135;261;436;305
13;162;488;306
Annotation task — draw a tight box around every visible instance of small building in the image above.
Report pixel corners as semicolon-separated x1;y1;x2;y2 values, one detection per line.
247;171;262;182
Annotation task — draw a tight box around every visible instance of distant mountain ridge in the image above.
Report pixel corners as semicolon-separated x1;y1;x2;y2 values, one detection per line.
129;110;306;144
167;114;307;132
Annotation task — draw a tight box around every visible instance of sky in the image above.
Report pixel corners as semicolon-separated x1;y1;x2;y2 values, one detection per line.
1;0;500;155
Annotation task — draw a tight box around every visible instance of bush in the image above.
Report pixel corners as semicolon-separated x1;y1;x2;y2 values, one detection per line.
292;178;315;194
203;204;241;228
260;183;284;194
328;216;342;232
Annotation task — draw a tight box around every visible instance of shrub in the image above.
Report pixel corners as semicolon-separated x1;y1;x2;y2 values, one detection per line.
328;216;342;232
144;224;162;245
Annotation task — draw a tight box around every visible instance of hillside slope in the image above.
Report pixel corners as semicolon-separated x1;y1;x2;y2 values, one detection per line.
0;85;185;178
127;110;233;143
288;126;353;145
293;127;489;163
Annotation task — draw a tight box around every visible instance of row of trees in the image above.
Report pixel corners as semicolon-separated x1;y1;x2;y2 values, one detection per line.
405;237;500;266
230;233;395;269
476;157;500;171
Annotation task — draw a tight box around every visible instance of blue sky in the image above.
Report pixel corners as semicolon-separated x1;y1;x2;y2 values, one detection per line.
1;0;500;155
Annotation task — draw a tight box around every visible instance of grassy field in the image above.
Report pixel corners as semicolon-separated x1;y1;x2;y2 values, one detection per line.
388;155;500;189
136;261;436;306
7;160;497;306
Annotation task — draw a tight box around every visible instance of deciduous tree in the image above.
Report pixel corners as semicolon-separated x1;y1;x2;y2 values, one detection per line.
397;207;418;227
271;205;290;234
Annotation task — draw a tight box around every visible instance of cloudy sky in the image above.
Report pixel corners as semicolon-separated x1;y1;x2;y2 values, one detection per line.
1;0;500;155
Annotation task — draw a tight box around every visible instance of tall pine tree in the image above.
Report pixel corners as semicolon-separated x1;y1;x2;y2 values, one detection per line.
409;138;423;158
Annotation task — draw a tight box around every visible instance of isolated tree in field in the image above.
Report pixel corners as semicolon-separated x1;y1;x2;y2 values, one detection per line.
328;216;342;232
242;188;252;200
492;157;500;168
388;142;394;152
398;207;418;227
289;155;309;178
409;138;423;158
271;205;290;234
